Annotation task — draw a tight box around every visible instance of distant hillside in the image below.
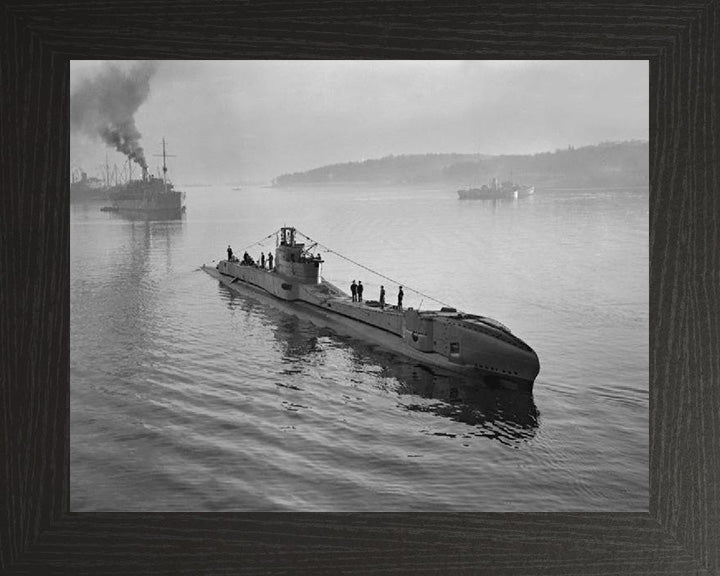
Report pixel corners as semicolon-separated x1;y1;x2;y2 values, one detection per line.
272;141;648;189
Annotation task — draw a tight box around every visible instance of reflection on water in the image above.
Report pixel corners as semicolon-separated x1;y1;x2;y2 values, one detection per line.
221;282;538;446
92;215;184;380
274;315;324;361
457;195;532;211
351;346;539;445
399;382;539;446
103;208;186;223
72;184;648;512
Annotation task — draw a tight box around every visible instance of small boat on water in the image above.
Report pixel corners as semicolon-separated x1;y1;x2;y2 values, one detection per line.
458;178;534;200
202;227;540;391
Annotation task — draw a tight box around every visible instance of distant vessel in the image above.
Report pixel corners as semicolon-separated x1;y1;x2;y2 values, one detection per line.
203;227;540;391
70;170;107;202
106;139;185;215
458;178;534;200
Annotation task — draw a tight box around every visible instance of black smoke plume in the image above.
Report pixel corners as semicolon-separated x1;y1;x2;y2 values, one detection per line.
71;61;158;170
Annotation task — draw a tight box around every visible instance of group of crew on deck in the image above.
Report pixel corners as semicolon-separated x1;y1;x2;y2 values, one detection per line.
350;280;403;310
226;245;405;309
226;245;273;270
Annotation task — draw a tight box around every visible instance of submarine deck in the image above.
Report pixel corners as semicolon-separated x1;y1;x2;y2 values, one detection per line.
201;264;505;382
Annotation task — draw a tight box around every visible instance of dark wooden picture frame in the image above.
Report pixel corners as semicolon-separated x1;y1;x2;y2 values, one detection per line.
1;2;718;574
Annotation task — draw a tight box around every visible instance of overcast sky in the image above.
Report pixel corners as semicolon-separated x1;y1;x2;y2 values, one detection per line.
70;60;648;184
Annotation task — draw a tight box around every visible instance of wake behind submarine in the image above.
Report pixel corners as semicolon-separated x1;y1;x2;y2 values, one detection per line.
202;227;540;391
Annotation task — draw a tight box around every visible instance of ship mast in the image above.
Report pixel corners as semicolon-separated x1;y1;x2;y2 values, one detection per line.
153;138;176;193
162;138;167;190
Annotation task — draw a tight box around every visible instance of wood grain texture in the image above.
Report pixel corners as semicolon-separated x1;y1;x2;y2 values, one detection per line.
1;1;718;574
650;0;720;571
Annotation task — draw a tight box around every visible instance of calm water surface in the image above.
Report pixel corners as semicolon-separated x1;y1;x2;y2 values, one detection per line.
71;185;648;511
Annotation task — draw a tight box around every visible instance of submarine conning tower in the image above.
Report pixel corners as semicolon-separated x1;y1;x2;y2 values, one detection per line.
275;227;323;284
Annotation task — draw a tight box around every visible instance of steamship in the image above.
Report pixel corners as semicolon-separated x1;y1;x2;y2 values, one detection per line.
108;139;185;215
70;169;107;202
458;178;534;200
203;227;540;391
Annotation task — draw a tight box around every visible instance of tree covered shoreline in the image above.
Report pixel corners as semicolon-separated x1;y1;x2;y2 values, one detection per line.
272;140;648;189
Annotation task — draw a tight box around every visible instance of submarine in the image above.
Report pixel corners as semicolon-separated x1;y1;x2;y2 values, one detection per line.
202;227;540;391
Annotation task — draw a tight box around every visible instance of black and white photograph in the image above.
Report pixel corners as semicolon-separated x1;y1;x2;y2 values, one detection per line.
70;60;649;512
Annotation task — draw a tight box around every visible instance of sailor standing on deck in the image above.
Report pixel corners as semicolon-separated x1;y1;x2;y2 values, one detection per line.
379;286;385;309
357;281;364;302
227;245;233;261
397;286;404;309
350;280;357;302
261;252;265;269
268;253;273;270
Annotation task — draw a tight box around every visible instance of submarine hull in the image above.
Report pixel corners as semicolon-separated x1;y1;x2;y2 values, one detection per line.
203;260;539;391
